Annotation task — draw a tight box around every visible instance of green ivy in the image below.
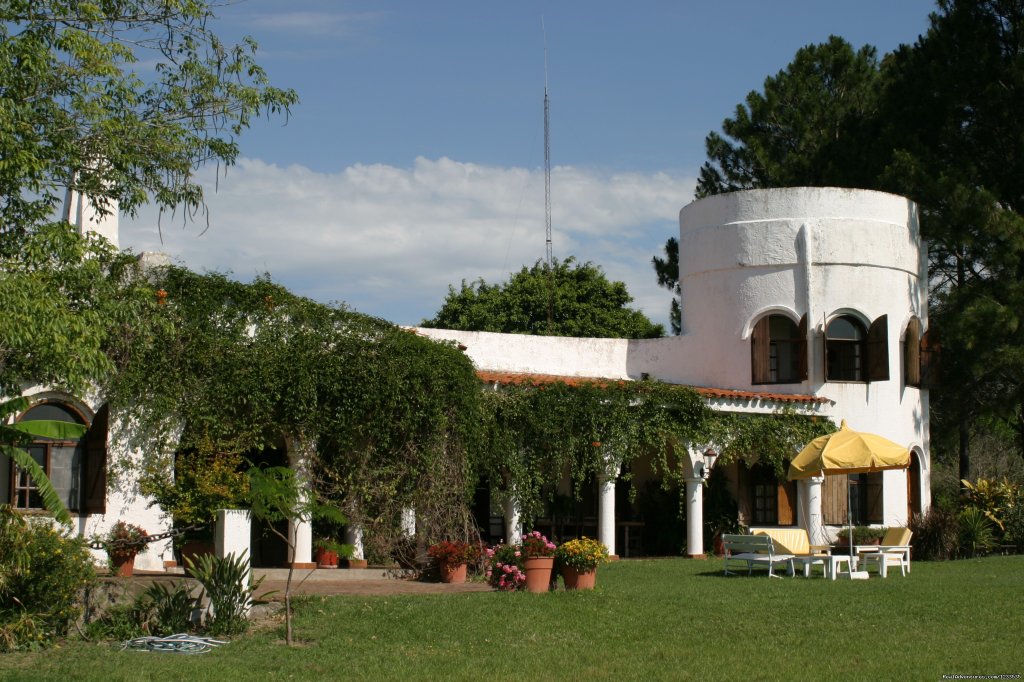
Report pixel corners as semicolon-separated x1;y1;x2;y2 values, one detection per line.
107;265;833;551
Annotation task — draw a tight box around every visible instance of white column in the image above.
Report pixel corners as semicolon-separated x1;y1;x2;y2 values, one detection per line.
289;518;313;567
400;507;416;538
287;437;314;567
344;525;365;560
215;509;252;613
215;509;251;561
503;495;522;545
685;477;704;557
803;475;825;546
598;472;617;557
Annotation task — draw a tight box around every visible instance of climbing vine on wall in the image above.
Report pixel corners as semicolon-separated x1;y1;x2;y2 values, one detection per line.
106;265;485;550
106;265;833;556
477;379;835;525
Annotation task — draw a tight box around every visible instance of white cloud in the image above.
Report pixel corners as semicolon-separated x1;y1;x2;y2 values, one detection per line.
120;157;693;329
243;10;388;38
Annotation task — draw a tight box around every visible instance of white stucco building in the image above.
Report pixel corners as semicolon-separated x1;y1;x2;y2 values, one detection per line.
2;186;931;568
417;186;932;556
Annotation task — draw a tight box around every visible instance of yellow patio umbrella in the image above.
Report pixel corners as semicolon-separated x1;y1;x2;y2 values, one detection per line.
787;420;910;571
788;420;911;480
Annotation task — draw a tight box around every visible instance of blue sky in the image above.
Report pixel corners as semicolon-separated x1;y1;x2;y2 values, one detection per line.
120;0;937;329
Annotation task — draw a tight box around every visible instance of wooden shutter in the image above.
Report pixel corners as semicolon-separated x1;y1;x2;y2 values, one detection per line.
866;315;890;382
81;404;108;515
904;317;922;387
777;480;797;526
920;327;940;388
750;316;771;384
823;316;832;382
822;474;847;525
865;472;884;523
797;314;808;381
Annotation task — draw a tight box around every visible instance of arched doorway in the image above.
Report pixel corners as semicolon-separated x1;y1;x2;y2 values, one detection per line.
907;450;923;520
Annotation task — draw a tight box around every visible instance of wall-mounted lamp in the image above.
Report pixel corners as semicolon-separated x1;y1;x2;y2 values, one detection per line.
695;448;719;480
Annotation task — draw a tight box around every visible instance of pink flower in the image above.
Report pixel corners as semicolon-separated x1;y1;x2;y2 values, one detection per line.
514;550;521;557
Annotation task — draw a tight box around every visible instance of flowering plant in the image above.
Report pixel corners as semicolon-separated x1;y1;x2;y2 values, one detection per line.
555;536;609;571
102;521;148;556
427;540;480;566
520;530;556;558
484;543;526;591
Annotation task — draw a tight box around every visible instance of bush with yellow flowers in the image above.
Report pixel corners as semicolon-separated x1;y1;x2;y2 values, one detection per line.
1;508;95;651
554;536;609;571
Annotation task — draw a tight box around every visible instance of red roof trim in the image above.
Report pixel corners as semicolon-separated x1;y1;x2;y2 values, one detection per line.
475;370;828;405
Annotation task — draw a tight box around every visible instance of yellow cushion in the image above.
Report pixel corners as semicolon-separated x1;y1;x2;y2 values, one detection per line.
752;528;811;555
881;527;912;546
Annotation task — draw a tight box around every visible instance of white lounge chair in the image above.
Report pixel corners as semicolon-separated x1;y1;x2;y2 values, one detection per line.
857;528;912;577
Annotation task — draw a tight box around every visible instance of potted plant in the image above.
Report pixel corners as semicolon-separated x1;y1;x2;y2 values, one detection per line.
427;540;480;583
554;536;609;590
708;514;741;556
520;530;557;593
835;525;886;548
102;521;148;577
314;538;353;568
484;543;527;591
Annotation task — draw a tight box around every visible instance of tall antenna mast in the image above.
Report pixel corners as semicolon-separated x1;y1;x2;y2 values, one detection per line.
543;18;553;270
542;17;554;327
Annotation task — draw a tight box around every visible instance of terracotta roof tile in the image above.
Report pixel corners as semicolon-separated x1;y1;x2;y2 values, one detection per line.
475;370;829;405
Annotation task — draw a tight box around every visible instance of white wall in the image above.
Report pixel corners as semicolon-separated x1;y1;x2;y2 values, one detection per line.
13;385;172;571
418;187;930;527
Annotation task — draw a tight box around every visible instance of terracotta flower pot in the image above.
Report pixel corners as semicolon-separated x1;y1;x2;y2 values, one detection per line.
523;556;554;593
110;552;136;577
344;558;368;569
315;547;340;568
439;561;468;584
561;566;597;590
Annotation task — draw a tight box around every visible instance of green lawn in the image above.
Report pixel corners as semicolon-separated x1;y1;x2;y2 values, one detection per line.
2;556;1021;681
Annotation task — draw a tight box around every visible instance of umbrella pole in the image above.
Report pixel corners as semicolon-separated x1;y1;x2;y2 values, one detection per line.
848;475;854;561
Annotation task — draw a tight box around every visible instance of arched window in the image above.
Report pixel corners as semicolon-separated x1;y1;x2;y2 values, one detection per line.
10;402;85;511
751;314;807;384
825;316;865;381
5;401;107;514
825;314;890;383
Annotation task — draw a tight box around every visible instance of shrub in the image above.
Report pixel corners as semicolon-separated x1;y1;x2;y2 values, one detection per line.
0;517;96;651
958;507;996;558
520;530;556;558
82;602;146;642
835;525;886;544
1003;496;1024;552
427;540;480;566
909;508;959;560
555;537;609;571
186;551;263;635
135;581;199;635
101;521;148;563
960;477;1020;539
484;544;526;591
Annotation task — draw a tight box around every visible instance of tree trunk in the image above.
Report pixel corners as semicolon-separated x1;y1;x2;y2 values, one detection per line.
959;417;971;487
957;247;971;487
